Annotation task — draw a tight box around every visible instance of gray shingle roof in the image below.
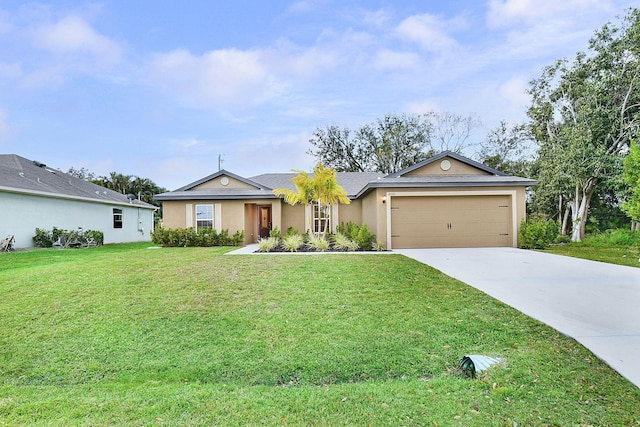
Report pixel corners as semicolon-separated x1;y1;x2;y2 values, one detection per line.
0;154;155;209
249;172;384;197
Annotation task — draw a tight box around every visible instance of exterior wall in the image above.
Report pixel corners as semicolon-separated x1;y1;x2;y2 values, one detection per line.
405;157;488;176
0;191;154;249
281;203;305;234
337;200;362;227
361;190;386;247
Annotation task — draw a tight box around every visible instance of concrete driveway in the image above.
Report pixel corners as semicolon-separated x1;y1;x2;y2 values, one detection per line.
395;247;640;389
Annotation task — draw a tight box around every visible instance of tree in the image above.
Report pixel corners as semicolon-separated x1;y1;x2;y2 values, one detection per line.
308;113;432;174
426;111;482;154
622;140;640;229
308;112;481;174
478;121;534;177
273;163;350;237
67;167;96;181
527;8;640;241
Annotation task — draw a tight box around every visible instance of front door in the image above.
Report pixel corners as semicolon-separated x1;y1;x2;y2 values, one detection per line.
258;205;272;238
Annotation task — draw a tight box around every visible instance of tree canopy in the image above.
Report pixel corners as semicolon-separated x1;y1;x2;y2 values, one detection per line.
308;112;480;174
527;7;640;241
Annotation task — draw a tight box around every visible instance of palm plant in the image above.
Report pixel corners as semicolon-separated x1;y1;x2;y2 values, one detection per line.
273;163;350;237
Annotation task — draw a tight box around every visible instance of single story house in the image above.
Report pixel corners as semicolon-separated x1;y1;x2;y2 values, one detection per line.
155;151;537;249
0;154;156;249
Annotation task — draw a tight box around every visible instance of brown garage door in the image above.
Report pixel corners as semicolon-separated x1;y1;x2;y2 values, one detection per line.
390;195;512;248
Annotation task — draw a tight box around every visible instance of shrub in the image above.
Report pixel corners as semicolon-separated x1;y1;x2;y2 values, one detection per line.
373;241;386;251
519;218;558;249
286;227;299;236
269;227;283;239
33;228;53;248
282;234;304;252
337;221;376;250
580;229;639;248
332;233;359;251
306;234;330;252
151;227;244;247
258;237;280;252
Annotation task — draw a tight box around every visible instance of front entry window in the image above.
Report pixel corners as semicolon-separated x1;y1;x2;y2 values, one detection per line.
196;204;213;230
313;204;330;234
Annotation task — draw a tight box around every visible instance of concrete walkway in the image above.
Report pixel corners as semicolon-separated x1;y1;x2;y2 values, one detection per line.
395;247;640;389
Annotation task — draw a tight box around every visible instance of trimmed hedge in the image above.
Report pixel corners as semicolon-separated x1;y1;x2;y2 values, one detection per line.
151;227;244;247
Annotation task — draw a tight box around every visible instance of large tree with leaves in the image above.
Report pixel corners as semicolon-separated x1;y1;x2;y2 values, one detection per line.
478;120;534;178
527;8;640;241
622;140;640;229
308;112;480;174
307;113;432;174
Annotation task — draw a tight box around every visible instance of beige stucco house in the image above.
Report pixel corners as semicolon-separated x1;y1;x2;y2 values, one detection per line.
155;151;537;249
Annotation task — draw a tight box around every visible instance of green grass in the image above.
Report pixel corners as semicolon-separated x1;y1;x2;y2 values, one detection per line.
1;243;639;426
545;229;640;267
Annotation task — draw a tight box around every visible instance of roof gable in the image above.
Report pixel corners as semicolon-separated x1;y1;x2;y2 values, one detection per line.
175;170;271;192
387;151;507;177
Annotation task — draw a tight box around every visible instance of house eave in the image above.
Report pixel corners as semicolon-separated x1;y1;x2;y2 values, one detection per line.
355;179;538;198
0;185;157;209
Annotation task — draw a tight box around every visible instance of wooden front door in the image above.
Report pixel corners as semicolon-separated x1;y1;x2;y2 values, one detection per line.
258;205;272;238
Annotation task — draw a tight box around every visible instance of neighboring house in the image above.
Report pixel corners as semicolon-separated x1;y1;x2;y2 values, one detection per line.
0;154;156;249
155;151;537;249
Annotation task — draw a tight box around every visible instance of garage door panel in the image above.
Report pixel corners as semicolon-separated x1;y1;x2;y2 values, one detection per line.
391;195;512;248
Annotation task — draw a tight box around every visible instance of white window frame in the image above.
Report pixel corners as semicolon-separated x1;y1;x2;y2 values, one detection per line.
195;204;214;230
194;204;222;231
113;208;123;229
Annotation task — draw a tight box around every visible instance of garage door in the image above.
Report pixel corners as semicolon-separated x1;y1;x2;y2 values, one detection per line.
390;195;512;248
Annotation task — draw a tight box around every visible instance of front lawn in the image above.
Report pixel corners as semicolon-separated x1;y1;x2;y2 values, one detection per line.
1;243;639;426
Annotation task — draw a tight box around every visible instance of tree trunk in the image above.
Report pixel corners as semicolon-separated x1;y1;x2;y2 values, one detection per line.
570;178;598;242
561;205;571;236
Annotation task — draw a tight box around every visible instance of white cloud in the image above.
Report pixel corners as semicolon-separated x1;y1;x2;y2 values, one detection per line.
396;13;462;54
169;137;205;151
498;77;531;111
33;15;123;66
373;49;420;70
149;48;287;108
486;0;608;28
405;100;442;115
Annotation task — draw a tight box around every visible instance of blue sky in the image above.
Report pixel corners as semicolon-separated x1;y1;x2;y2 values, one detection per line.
0;0;636;190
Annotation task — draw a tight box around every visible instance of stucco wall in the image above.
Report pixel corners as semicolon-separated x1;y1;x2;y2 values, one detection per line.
0;192;154;249
337;200;362;227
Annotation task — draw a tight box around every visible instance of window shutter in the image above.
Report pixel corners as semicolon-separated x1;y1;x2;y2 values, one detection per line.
185;204;193;228
214;203;222;231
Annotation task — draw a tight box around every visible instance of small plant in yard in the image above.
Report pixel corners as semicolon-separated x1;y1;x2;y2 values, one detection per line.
373;240;386;251
332;232;359;251
258;236;280;252
306;234;330;251
282;234;304;252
